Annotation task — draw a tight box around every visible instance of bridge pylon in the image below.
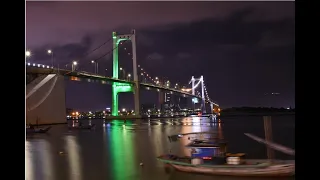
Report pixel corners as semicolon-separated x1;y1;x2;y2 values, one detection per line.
112;30;140;116
191;75;206;114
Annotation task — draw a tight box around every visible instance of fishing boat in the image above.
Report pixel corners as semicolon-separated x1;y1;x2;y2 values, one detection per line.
26;126;51;134
68;124;96;130
157;132;295;177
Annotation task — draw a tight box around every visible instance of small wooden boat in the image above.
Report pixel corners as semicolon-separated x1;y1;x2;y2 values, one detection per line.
157;133;295;177
157;155;294;177
26;126;51;134
68;124;96;130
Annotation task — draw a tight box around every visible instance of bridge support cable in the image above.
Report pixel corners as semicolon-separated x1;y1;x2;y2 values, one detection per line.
27;75;58;112
123;44;187;89
62;37;113;70
137;65;158;85
200;76;206;113
203;81;214;104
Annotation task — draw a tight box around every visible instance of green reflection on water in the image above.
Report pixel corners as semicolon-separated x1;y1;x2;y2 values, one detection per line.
109;120;137;180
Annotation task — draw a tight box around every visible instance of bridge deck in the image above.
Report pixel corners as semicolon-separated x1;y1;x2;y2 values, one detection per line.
26;66;213;102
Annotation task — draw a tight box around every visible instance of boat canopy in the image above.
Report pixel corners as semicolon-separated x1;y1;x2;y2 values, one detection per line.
185;139;227;148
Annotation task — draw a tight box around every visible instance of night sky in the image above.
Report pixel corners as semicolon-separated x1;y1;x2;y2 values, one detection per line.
26;1;295;111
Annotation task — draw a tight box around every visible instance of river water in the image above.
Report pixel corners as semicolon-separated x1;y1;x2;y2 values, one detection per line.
25;115;295;180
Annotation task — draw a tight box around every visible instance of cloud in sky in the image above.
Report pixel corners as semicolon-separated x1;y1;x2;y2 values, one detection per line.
27;1;295;110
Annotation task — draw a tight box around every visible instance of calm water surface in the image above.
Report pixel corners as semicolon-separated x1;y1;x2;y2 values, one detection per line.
26;116;295;180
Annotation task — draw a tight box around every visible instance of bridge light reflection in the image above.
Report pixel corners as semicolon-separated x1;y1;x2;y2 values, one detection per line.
65;136;82;180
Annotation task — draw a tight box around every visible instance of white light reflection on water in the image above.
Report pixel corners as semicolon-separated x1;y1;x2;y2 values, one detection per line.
180;117;218;156
25;141;34;180
218;120;223;139
41;140;54;180
65;136;82;180
151;123;165;157
25;139;54;180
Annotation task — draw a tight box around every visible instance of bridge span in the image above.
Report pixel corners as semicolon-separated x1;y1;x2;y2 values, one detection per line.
26;30;218;124
26;66;205;100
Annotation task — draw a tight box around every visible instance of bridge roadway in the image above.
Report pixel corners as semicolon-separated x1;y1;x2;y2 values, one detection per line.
26;66;210;102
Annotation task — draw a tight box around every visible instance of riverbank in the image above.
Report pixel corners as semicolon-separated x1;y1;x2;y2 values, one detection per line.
220;111;295;118
219;107;295;118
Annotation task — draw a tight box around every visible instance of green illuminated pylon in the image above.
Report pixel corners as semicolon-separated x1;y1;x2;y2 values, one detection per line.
112;83;133;116
111;32;136;116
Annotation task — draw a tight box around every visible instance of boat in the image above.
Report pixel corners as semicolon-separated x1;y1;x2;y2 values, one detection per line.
26;126;51;134
68;124;96;130
157;133;295;177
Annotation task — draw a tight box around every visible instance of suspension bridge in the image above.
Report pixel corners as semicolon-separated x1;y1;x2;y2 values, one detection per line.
26;30;219;124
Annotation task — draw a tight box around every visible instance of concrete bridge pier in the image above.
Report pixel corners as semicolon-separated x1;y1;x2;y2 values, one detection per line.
26;74;67;125
133;81;140;116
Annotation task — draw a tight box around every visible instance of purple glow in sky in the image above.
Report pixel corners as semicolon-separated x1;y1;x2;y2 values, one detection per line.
27;1;295;111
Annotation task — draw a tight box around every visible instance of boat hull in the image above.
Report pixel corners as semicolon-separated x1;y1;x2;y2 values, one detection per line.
26;126;51;134
170;163;294;177
158;156;294;177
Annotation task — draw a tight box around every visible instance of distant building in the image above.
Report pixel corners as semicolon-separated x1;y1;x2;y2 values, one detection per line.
141;104;156;114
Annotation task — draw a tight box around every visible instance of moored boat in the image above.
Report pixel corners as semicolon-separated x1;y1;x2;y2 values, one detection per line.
157;134;295;177
26;126;51;134
158;155;294;177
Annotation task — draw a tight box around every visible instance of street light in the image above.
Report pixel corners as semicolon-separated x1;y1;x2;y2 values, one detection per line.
91;60;98;74
127;73;131;81
26;50;31;57
47;49;54;67
26;50;31;63
72;61;77;71
119;67;126;79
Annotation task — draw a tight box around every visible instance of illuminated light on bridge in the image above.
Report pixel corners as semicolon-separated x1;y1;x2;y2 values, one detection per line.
181;88;192;92
26;62;51;69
